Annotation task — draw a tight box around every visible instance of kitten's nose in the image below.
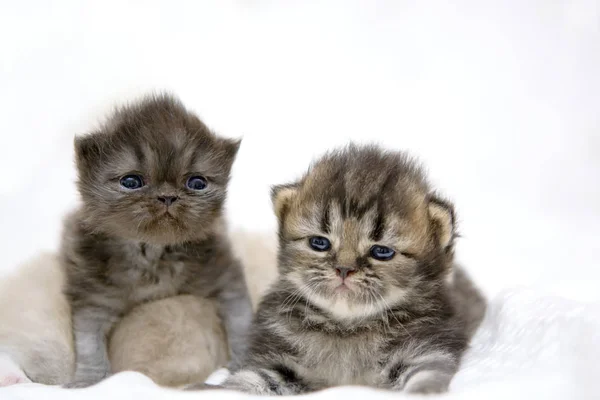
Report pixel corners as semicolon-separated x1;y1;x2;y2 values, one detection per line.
157;196;179;206
335;267;355;280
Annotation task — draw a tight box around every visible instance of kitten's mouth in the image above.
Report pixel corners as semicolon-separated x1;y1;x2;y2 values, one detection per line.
157;208;177;218
335;284;350;292
333;279;354;293
150;210;180;225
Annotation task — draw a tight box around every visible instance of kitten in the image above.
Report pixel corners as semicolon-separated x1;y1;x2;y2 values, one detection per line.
219;144;479;394
61;94;252;388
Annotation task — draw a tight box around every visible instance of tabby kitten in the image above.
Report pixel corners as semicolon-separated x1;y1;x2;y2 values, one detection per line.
220;144;473;394
61;94;252;388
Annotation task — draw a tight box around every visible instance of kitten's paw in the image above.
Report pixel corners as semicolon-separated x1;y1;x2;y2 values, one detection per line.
404;371;451;394
224;370;280;395
0;354;32;386
205;367;231;386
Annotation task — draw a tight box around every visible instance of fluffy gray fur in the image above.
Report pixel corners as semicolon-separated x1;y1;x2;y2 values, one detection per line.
61;94;252;388
215;144;485;395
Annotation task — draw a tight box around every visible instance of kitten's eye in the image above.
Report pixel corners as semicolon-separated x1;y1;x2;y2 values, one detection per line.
370;245;395;261
308;236;331;252
186;176;207;191
120;174;144;190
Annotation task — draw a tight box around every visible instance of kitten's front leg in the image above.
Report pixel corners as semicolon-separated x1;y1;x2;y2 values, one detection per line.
215;267;253;371
221;366;309;395
65;308;116;388
384;349;459;394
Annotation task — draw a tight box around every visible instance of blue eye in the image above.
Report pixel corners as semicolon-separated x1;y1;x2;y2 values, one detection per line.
309;236;331;252
120;174;144;190
186;176;207;191
370;245;395;261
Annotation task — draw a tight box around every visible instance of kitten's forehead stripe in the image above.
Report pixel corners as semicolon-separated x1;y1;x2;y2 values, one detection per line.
370;208;385;242
287;145;431;247
320;201;331;234
131;140;146;166
156;147;178;182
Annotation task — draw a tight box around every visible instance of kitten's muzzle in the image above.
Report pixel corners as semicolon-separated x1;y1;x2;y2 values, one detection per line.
335;266;356;280
157;195;179;206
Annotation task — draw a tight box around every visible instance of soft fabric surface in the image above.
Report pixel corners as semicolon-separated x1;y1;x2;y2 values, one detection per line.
2;288;597;400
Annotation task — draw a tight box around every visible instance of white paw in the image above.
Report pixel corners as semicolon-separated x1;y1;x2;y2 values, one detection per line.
0;353;32;387
404;370;451;394
205;368;230;386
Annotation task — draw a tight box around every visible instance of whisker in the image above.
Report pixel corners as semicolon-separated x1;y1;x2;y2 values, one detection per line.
375;291;413;339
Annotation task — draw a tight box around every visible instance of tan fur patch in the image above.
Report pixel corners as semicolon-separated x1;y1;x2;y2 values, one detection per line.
109;296;228;387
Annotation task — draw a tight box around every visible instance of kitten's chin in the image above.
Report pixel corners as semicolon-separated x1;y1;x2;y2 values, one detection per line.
102;220;208;246
289;274;409;321
333;284;352;294
310;292;386;321
330;280;357;300
142;225;214;245
136;232;197;246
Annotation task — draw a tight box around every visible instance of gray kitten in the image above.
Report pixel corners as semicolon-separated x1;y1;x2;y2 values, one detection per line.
61;94;252;388
218;144;484;395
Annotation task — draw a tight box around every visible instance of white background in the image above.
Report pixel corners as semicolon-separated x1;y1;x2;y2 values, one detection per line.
0;0;598;301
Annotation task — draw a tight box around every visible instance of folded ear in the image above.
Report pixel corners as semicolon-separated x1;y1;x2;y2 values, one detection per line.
74;133;105;170
271;183;300;221
224;137;242;161
428;195;456;250
218;137;242;172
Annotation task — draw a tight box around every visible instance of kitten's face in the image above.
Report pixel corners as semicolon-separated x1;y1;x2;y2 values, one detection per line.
75;95;239;245
274;146;455;320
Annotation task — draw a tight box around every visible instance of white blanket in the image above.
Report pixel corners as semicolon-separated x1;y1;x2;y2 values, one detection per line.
2;288;597;400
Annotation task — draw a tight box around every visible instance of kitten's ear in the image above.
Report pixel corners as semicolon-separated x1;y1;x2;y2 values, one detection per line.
220;137;242;170
74;134;104;169
428;195;456;250
271;183;300;221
